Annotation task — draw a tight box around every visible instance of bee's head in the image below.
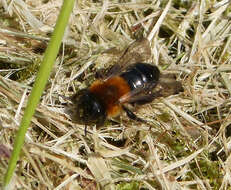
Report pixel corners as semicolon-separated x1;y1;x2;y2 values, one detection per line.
68;89;106;126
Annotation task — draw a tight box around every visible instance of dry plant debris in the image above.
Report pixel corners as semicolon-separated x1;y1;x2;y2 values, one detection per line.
0;0;231;189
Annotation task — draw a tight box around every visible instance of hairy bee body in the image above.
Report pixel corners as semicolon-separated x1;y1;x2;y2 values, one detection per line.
68;38;183;126
71;63;160;126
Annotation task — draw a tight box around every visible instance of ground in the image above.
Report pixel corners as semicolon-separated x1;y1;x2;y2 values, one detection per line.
0;0;231;189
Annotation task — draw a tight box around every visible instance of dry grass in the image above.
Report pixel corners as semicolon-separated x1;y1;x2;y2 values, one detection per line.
0;0;231;189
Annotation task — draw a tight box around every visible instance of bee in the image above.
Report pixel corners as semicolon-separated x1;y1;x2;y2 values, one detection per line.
67;38;183;126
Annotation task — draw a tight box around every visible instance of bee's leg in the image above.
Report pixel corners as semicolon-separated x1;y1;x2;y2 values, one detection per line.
84;125;88;136
122;105;146;123
95;68;105;79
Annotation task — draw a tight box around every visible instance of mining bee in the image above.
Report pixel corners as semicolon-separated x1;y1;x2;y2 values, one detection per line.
67;38;183;126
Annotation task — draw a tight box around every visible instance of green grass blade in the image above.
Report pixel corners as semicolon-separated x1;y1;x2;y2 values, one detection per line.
3;0;75;188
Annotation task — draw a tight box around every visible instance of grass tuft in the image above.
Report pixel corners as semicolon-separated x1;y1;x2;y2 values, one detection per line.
0;0;231;189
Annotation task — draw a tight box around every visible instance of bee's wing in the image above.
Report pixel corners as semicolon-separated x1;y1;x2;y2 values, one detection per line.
119;74;183;105
104;38;151;79
119;38;151;67
157;74;184;97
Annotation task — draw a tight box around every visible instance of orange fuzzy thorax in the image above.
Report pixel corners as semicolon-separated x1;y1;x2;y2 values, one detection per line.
89;76;130;117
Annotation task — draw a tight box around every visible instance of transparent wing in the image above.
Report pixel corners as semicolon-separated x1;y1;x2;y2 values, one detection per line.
104;38;151;79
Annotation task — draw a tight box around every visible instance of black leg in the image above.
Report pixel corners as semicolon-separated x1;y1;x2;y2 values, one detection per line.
84;125;88;136
95;68;105;79
122;106;146;123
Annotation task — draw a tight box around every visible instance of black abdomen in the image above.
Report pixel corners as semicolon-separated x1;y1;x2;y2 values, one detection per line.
120;63;160;90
